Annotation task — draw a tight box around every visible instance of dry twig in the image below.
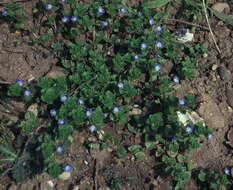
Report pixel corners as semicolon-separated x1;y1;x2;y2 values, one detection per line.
0;120;46;177
160;18;210;31
202;0;221;54
0;0;32;5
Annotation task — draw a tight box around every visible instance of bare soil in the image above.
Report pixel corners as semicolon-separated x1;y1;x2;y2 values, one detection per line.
0;0;233;190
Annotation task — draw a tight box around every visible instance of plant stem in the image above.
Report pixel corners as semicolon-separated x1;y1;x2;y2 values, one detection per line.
160;18;210;31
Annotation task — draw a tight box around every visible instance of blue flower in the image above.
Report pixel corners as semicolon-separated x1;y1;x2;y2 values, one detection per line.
71;16;78;23
101;20;108;28
64;164;72;172
185;125;193;134
120;6;126;14
178;98;187;106
98;7;105;15
208;133;214;140
224;168;230;176
154;64;161;72
141;42;148;50
172;137;176;142
16;79;24;87
104;113;108;118
155;40;164;48
89;124;97;132
24;89;31;97
58;118;66;125
113;106;120;114
118;81;124;89
134;54;139;61
138;12;142;17
86;109;93;118
78;98;85;105
56;145;64;154
155;26;162;34
50;109;57;117
45;2;53;11
2;8;7;16
61;0;66;3
60;94;68;102
149;18;154;26
62;16;70;23
173;76;179;83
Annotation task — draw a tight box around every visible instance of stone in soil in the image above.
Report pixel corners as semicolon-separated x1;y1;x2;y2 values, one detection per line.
226;88;233;109
27;103;38;116
58;171;71;181
88;136;97;142
212;2;230;13
197;98;225;130
89;143;100;157
218;66;231;82
8;184;17;190
227;127;233;148
214;25;230;39
46;66;67;79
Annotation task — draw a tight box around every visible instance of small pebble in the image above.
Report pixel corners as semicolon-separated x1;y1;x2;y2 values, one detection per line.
68;136;73;143
231;168;233;177
27;104;38;116
97;130;105;141
212;64;218;71
83;160;88;165
89;143;100;157
47;180;54;187
129;108;142;115
218;66;231;81
88;136;97;142
212;2;230;13
72;186;79;190
58;172;71;181
202;53;208;58
46;67;67;79
226;88;233;109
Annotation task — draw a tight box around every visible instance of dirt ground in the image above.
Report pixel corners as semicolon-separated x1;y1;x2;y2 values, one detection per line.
0;0;233;190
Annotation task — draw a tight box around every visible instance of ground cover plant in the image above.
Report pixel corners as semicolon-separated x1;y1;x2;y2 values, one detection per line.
0;0;232;189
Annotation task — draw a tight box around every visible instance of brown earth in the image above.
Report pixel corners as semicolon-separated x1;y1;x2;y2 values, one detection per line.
0;0;233;190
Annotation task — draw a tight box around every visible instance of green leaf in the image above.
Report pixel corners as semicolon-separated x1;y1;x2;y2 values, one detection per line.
71;107;86;125
198;170;206;182
182;171;191;181
41;142;55;159
8;84;22;97
12;165;26;182
145;141;155;149
169;143;179;154
148;112;163;130
38;77;53;89
48;163;63;179
57;125;73;141
135;152;145;161
19;112;40;136
177;155;183;163
209;8;233;25
100;91;115;109
0;145;17;159
90;106;104;126
117;146;127;159
143;0;171;8
118;112;128;124
0;157;16;164
128;145;142;154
